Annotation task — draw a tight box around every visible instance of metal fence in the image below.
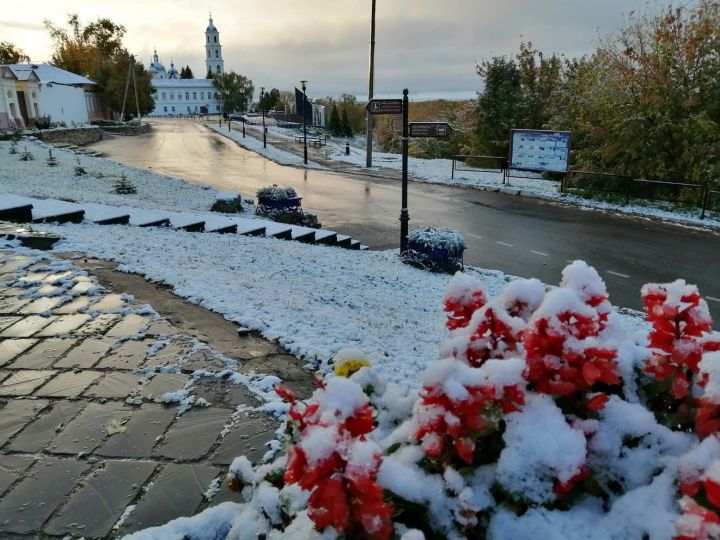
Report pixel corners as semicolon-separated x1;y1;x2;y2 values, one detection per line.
564;170;716;219
451;155;507;181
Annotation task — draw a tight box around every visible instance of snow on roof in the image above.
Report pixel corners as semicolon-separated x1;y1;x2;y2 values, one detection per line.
7;64;96;86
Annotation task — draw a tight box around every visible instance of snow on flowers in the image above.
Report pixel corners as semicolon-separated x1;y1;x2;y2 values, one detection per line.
214;260;720;540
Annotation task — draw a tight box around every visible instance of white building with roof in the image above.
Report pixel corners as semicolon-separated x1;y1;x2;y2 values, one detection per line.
0;63;102;129
149;15;224;116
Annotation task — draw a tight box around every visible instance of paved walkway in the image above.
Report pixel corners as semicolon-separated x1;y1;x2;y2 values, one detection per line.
229;121;409;182
0;247;302;538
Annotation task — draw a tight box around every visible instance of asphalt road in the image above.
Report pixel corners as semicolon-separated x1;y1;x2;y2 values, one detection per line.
89;119;720;317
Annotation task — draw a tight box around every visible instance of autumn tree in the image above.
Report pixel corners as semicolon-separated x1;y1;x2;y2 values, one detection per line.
0;41;30;64
44;14;154;119
552;1;720;185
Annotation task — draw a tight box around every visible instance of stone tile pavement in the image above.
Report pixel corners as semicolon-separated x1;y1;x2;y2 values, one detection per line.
0;248;305;538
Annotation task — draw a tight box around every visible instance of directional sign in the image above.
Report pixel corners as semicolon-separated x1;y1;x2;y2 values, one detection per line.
409;122;454;138
366;99;403;115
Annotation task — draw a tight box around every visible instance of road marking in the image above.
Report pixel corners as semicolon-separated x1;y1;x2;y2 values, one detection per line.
530;250;549;257
496;241;514;248
466;233;483;240
707;296;720;304
607;270;631;279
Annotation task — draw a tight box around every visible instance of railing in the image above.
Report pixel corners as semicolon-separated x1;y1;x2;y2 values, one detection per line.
451;155;507;180
564;170;716;219
451;158;719;220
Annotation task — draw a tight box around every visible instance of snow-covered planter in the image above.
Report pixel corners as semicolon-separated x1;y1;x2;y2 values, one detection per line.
256;185;301;213
256;184;321;228
403;226;465;273
135;261;720;540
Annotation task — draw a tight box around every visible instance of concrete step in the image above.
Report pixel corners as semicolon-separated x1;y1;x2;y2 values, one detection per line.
349;240;361;250
138;218;171;228
94;215;130;225
207;224;238;234
293;230;316;244
316;233;338;246
0;223;60;250
32;210;85;224
174;221;205;233
0;204;33;223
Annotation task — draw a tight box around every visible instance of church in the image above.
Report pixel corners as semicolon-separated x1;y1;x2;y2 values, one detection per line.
148;15;224;116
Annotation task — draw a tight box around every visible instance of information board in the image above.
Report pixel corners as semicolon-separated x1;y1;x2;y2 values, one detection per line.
509;129;571;173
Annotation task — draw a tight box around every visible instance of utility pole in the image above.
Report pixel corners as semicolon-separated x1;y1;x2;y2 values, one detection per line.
131;55;141;123
120;53;132;122
365;0;376;168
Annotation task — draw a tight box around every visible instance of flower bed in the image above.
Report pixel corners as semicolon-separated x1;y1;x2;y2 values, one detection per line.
403;227;466;273
256;185;321;228
208;261;720;540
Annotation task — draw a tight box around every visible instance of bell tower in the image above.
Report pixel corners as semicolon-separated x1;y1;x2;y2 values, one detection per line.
205;13;224;77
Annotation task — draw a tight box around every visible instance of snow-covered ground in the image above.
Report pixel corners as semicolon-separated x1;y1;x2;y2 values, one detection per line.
232;124;720;230
43;221;647;389
0;138;224;212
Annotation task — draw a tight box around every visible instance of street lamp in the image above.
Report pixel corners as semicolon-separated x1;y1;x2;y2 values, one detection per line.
300;80;308;165
260;87;267;148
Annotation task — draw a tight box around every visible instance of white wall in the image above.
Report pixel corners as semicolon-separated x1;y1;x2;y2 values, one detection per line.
37;83;89;125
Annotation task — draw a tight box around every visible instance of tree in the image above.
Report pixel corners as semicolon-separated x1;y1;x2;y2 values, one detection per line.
44;14;154;119
341;107;353;137
258;88;280;111
328;104;342;136
0;41;30;64
181;65;194;79
552;1;720;184
213;72;254;114
474;57;523;155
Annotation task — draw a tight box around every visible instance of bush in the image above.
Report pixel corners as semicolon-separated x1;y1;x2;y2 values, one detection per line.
210;196;245;213
264;210;320;228
256;185;298;201
34;115;52;130
19;147;33;161
113;173;137;194
46;149;58;167
73;158;86;176
8;141;17;154
403;227;466;273
215;261;720;539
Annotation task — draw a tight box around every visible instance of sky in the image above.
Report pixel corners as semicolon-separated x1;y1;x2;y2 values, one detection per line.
1;0;662;100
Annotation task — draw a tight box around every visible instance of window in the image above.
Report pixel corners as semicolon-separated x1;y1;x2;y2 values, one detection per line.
214;92;218;99
163;106;167;112
216;105;220;111
208;51;210;58
193;92;197;99
216;65;221;73
215;50;219;58
172;106;175;112
200;92;204;99
162;92;166;100
187;106;191;113
207;36;209;43
214;36;217;43
170;93;174;100
185;92;190;100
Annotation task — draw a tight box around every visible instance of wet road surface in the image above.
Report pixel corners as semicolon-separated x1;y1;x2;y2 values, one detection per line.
89;119;720;317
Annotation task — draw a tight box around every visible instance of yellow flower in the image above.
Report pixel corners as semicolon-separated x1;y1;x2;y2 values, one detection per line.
334;359;371;378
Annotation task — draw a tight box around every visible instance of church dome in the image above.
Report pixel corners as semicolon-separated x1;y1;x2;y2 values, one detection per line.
167;61;179;78
206;16;217;32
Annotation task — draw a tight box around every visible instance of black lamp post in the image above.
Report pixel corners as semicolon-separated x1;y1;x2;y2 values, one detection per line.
300;80;308;165
260;87;267;148
242;99;246;138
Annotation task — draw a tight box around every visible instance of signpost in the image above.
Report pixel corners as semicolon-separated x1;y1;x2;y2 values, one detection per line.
365;98;404;116
409;122;454;138
366;93;455;254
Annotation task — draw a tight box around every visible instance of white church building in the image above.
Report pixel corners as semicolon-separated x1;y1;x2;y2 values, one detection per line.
149;15;224;116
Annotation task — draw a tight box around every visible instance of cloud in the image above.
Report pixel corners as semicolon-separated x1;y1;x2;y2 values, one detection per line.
4;0;653;98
